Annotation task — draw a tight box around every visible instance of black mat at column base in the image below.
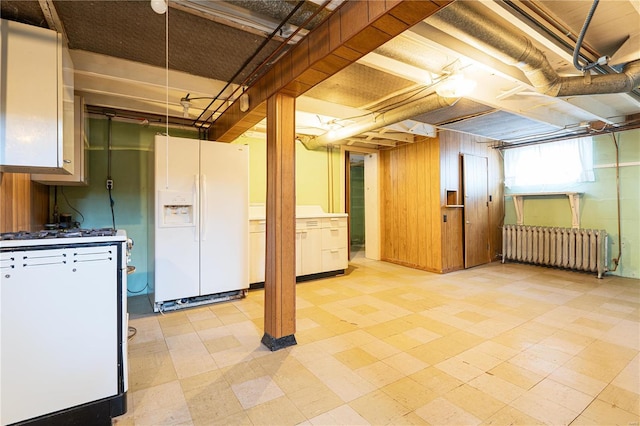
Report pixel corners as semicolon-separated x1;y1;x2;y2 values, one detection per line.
261;333;297;351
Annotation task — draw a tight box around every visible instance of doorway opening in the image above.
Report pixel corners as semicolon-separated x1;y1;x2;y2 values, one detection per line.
342;148;379;261
349;154;365;259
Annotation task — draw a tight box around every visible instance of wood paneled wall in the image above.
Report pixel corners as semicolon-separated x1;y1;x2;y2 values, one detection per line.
380;130;504;273
442;207;464;272
380;136;443;272
0;173;49;233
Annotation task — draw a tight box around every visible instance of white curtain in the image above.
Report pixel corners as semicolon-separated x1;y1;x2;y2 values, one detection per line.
504;137;594;188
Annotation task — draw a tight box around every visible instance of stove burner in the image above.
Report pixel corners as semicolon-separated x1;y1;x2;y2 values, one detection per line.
0;228;117;241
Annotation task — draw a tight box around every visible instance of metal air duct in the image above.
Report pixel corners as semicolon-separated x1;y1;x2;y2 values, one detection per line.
429;1;640;97
303;93;457;149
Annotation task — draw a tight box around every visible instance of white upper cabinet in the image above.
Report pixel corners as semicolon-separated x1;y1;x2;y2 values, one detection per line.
31;96;88;185
0;19;74;174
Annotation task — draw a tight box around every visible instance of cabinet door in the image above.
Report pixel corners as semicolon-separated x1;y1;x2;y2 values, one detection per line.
32;96;87;185
321;227;347;249
249;223;266;284
299;228;323;275
0;20;69;173
295;230;303;276
322;247;348;271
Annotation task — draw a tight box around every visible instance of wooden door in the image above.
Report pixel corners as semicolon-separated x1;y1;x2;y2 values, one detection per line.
463;154;490;268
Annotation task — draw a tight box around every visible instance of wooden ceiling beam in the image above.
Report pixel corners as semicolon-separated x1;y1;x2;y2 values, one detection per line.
210;0;452;142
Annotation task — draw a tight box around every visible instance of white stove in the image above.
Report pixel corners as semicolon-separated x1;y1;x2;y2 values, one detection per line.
0;228;129;425
0;227;121;244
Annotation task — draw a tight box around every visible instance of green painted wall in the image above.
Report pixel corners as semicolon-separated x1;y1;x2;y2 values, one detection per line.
234;134;342;212
504;129;640;279
350;160;365;245
55;120;342;296
52;118;197;295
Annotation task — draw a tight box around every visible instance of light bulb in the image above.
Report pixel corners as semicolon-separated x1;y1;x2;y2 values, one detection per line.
239;93;249;112
151;0;167;14
435;73;476;98
180;99;191;118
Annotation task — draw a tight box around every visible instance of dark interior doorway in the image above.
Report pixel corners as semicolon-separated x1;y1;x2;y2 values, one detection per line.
349;154;365;259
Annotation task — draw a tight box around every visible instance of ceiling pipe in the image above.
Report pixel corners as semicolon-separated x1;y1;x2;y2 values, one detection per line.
303;93;457;150
428;1;640;97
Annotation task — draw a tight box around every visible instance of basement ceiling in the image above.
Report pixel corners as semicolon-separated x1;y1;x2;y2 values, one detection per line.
1;0;639;149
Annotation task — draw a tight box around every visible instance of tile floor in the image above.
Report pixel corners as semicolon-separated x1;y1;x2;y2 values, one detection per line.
115;258;640;425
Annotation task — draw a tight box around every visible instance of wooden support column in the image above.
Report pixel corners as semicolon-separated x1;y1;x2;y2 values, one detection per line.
262;93;297;351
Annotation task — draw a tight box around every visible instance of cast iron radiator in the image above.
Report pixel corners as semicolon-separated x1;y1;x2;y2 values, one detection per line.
502;225;608;278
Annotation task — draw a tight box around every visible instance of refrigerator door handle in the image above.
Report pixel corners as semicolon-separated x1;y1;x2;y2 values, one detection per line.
201;174;207;240
194;174;200;242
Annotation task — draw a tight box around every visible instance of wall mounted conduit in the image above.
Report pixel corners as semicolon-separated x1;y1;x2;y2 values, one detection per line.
609;132;623;271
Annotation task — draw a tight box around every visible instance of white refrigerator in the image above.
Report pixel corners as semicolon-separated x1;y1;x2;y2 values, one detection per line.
150;135;249;311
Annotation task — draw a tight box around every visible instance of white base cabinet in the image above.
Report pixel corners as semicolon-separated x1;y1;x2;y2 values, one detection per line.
249;220;266;284
249;205;348;284
321;217;349;271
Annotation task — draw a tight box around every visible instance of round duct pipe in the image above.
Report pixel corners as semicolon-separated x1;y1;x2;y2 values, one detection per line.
429;1;640;97
303;93;457;150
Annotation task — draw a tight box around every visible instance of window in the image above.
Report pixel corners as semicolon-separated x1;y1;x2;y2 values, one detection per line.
504;137;594;189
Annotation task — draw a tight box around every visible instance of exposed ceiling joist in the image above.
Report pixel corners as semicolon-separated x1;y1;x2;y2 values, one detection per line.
345;137;396;147
4;0;638;148
361;130;414;144
37;0;68;45
358;51;435;85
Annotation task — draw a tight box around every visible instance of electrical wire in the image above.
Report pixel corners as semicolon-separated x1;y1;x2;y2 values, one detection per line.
201;0;333;128
572;0;600;72
195;0;306;126
53;186;59;223
241;0;333;89
320;71;452;132
108;189;116;229
373;84;436;115
59;187;85;225
320;84;436;133
128;326;137;341
495;118;640;149
107;115;117;229
127;283;149;294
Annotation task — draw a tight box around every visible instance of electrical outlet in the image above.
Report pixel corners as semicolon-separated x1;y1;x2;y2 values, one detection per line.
106;179;114;190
